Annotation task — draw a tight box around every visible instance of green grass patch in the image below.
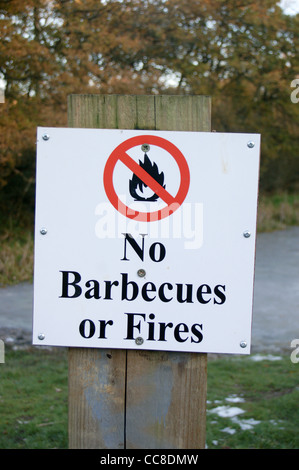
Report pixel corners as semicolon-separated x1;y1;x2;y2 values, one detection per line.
0;346;68;449
0;213;34;287
0;347;298;449
257;193;299;232
0;231;33;287
206;354;299;449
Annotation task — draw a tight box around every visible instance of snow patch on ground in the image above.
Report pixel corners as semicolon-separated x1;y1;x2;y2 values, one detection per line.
231;417;261;430
208;398;261;435
225;395;245;403
208;406;245;418
250;354;282;362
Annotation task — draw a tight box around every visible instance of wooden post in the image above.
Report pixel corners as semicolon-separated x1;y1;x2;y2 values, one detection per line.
68;94;211;449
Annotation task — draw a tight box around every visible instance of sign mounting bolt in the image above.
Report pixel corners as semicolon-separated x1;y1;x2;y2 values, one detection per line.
247;141;255;148
141;144;150;153
42;134;50;141
243;230;251;238
137;269;146;278
135;337;144;346
240;341;247;348
40;228;47;235
38;334;45;341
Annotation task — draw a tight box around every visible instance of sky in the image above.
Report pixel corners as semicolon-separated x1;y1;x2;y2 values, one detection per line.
279;0;299;14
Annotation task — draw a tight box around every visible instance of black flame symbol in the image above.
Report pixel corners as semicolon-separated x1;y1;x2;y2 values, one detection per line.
129;154;165;201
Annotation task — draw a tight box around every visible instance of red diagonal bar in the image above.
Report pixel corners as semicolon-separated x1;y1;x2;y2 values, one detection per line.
118;152;176;205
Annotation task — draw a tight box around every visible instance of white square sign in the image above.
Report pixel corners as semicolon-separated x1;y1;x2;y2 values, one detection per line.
33;127;260;354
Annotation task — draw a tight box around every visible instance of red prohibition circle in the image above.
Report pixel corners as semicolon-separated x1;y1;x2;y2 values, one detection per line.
103;135;190;222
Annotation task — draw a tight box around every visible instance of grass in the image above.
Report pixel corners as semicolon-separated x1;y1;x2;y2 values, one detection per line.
206;354;299;449
0;212;34;287
0;346;298;449
0;231;33;287
257;193;299;233
0;346;68;449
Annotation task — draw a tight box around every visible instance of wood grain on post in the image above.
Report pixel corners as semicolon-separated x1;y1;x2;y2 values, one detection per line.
67;94;211;449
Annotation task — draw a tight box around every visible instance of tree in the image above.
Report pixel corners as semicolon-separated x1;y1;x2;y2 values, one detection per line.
154;0;299;190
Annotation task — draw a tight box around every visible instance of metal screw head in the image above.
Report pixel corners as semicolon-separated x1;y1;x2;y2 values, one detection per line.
243;230;251;238
42;134;50;141
247;141;255;148
38;334;45;341
240;341;247;348
141;144;150;153
135;337;144;346
137;268;146;278
40;228;47;235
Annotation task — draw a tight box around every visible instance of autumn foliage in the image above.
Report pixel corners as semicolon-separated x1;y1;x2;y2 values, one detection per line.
0;0;298;220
